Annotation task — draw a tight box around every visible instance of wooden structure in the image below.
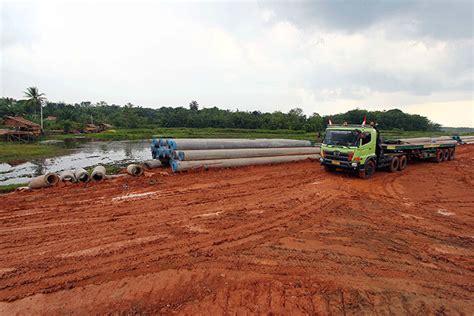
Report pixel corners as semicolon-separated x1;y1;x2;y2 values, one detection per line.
99;123;113;131
1;116;42;142
84;124;99;133
82;123;112;134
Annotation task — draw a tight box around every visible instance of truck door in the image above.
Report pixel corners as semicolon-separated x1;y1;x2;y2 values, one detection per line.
359;131;374;162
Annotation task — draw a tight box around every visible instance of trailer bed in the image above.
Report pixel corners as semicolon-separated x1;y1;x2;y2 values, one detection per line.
382;142;457;151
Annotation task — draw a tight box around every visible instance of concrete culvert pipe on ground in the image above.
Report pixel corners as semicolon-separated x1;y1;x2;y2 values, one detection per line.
171;154;320;173
166;138;312;150
59;170;77;182
143;160;162;169
91;166;106;181
28;173;60;189
74;168;90;182
172;147;321;161
127;164;144;176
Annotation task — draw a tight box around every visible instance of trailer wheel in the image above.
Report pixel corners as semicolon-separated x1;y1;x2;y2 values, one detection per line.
359;160;376;179
442;149;450;161
448;148;455;160
398;155;407;171
435;149;444;163
389;156;399;172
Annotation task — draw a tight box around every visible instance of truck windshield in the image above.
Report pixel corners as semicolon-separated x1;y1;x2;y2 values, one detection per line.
323;130;360;146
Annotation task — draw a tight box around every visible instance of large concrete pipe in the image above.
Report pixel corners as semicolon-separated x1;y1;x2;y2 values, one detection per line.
432;140;458;145
28;173;60;189
166;138;312;150
436;136;454;141
127;164;144;176
74;168;90;182
399;137;434;143
172;147;321;161
59;170;77;182
143;159;162;169
91;166;107;181
171;154;320;173
157;147;172;159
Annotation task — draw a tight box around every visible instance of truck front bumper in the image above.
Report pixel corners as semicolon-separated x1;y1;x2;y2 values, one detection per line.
320;158;360;170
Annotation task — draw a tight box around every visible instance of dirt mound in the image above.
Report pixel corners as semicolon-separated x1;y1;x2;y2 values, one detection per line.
1;145;473;314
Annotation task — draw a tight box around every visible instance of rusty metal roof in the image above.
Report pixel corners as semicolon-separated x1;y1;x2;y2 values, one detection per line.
4;116;41;128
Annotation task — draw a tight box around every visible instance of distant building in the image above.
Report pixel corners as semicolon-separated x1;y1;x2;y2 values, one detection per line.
78;123;113;134
0;116;42;141
3;116;42;135
84;124;99;133
45;116;57;121
99;123;113;131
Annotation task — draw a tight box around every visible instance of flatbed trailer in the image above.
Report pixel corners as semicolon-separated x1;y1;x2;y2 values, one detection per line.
319;125;457;178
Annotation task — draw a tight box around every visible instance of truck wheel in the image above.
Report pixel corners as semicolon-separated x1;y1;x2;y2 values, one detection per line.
443;149;450;161
389;156;399;172
398;155;407;171
324;165;336;172
448;148;455;160
359;160;376;179
435;149;444;163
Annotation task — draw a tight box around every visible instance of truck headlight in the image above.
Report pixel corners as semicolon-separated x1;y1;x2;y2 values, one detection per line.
351;162;357;167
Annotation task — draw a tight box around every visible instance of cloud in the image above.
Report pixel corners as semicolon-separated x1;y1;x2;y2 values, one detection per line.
262;0;473;40
1;1;472;127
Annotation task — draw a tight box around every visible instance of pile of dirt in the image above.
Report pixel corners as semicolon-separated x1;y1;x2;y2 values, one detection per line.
0;145;473;314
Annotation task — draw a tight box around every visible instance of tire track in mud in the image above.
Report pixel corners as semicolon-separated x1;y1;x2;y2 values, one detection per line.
0;168;333;301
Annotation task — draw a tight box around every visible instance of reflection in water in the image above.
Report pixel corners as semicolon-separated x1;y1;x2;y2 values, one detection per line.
0;140;152;185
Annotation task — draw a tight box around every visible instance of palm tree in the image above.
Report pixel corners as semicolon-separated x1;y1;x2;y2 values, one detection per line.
23;87;46;129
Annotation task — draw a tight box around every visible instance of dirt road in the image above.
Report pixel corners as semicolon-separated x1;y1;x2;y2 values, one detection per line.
1;145;473;315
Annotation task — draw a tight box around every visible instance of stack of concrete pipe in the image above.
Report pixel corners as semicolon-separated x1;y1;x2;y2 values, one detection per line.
461;135;474;144
398;136;458;145
151;138;320;173
26;161;160;190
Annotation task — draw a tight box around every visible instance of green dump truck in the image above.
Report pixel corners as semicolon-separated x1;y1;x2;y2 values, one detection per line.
320;125;457;178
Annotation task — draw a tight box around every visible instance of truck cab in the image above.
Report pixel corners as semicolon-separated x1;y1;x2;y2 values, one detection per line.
320;124;457;178
320;125;380;177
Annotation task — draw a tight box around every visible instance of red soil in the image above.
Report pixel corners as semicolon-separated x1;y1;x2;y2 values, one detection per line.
0;145;473;314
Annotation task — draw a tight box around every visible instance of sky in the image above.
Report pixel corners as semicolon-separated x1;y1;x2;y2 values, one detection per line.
1;0;473;127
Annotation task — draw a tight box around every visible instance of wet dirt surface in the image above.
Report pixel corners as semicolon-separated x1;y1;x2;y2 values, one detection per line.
0;145;473;315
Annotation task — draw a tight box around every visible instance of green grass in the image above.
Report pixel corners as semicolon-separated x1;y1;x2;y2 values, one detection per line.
0;143;70;164
48;127;474;142
0;183;28;194
49;127;318;141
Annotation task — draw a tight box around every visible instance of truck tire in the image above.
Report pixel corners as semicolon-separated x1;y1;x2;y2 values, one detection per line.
435;149;444;163
398;155;407;171
359;160;376;179
389;156;399;172
448;148;455;160
442;149;449;161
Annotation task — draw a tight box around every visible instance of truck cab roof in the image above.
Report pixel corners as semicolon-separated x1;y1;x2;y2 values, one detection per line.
326;125;376;132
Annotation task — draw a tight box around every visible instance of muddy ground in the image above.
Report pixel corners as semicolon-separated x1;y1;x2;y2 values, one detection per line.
0;145;473;315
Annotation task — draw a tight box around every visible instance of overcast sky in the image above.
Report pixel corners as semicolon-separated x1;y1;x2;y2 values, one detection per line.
1;0;473;127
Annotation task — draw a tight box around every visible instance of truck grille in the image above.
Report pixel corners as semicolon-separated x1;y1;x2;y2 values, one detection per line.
324;150;349;161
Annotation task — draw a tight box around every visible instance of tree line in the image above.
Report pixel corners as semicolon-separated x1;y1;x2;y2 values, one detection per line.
0;93;441;132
